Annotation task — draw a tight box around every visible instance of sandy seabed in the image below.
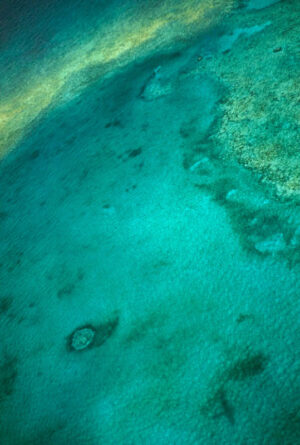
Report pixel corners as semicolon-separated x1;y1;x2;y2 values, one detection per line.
0;0;299;443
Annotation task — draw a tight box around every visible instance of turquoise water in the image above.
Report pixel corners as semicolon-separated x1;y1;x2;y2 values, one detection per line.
0;0;300;443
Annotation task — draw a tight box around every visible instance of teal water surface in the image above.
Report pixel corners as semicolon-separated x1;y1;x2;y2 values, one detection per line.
0;0;299;443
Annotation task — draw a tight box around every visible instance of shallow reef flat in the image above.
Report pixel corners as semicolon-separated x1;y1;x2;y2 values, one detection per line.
207;0;300;199
0;0;236;159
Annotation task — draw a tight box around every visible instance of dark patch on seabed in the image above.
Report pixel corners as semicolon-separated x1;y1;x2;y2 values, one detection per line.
0;296;13;315
227;352;268;381
200;347;269;423
0;354;18;402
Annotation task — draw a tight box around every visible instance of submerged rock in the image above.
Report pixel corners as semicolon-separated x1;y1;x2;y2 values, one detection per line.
67;315;119;352
70;326;96;351
254;233;286;254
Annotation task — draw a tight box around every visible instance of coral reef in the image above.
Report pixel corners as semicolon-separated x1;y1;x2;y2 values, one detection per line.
200;0;300;199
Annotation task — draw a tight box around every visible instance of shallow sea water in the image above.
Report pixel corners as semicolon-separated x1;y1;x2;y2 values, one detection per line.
0;0;299;443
